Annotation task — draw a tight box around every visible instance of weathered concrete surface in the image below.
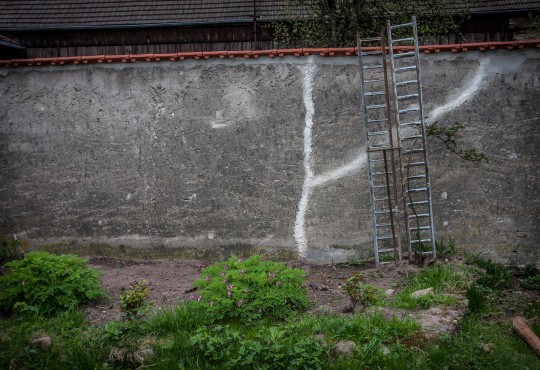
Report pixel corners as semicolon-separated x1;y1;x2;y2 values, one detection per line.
0;50;538;264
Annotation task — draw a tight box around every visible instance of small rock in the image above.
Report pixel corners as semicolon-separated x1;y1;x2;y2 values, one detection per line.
30;335;52;348
380;345;390;355
385;289;395;297
319;285;329;291
134;348;154;363
335;340;355;356
411;287;433;298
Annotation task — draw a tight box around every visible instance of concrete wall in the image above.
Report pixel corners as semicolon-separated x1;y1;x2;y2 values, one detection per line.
1;49;538;264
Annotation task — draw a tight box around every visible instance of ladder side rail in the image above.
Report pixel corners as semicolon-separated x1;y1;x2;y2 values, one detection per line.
387;20;412;260
380;28;402;262
357;34;381;265
411;16;436;258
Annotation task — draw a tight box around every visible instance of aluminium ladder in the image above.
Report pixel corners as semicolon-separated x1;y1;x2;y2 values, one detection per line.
358;16;436;265
387;16;436;261
358;31;403;265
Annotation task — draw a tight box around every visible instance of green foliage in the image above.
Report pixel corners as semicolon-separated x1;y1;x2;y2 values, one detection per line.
521;264;540;290
390;264;472;310
0;251;105;315
465;254;511;289
466;283;488;314
190;323;325;369
191;255;309;322
119;280;152;320
342;273;384;308
435;237;456;258
0;238;24;265
269;0;467;48
426;122;489;163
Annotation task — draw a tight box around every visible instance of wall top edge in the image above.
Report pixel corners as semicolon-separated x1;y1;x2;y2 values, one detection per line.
1;40;539;68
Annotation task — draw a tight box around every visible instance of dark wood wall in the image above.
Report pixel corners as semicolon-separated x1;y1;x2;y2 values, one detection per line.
0;13;535;59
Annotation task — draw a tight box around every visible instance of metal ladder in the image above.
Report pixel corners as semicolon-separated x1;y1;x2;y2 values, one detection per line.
358;31;403;265
387;16;436;261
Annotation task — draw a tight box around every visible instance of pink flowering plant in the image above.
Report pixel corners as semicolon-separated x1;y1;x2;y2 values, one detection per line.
191;255;308;322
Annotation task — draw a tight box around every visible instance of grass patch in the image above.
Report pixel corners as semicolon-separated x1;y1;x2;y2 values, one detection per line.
389;264;473;310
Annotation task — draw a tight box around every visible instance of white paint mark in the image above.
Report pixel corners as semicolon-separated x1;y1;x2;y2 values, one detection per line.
294;59;317;258
441;191;448;200
126;193;133;201
311;153;367;188
443;221;449;227
509;152;518;159
427;59;489;123
208;231;215;239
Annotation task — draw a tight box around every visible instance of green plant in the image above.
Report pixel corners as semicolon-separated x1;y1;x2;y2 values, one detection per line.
426;122;489;163
0;238;24;265
435;237;456;258
119;280;152;320
465;254;511;289
342;273;384;308
0;251;105;315
466;283;488;314
190;323;325;369
191;255;309;322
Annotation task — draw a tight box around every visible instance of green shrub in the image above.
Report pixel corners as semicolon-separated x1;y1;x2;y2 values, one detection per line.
119;280;152;320
191;255;309;322
190;323;324;369
465;254;511;289
0;239;24;265
342;273;384;308
0;251;105;315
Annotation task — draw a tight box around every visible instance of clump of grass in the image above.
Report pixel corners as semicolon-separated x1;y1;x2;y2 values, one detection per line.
465;254;511;289
390;264;473;310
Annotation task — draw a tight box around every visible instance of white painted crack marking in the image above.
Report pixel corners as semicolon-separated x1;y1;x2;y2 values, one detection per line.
294;60;317;258
294;58;367;258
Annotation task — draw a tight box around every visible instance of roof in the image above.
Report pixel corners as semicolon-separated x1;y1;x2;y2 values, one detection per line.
0;0;300;31
0;0;538;31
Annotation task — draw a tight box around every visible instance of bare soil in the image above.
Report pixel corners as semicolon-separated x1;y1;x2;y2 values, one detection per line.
85;256;422;327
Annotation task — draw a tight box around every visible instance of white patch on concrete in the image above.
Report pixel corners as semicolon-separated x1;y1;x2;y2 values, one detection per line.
441;191;448;200
211;84;257;129
294;59;317;258
509;152;518;159
428;59;489;123
126;193;133;201
208;230;215;239
311;152;367;188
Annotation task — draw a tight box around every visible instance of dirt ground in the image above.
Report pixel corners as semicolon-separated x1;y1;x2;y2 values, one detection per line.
85;256;423;327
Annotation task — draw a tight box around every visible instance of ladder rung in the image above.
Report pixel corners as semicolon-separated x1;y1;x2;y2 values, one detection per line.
407;187;428;193
421;251;434;255
395;65;417;72
378;248;396;253
406;175;427;180
393;51;415;58
401;135;423;141
410;226;431;231
400;121;421;126
396;80;417;86
377;236;395;240
364;64;384;69
367;104;386;109
368;145;392;150
362;51;383;56
360;37;382;42
404;161;425;167
369;158;387;162
407;200;429;206
372;171;393;176
376;223;392;227
367;119;388;123
364;78;384;83
408;213;430;218
374;197;390;201
365;91;385;96
397;94;419;100
411;239;432;244
373;185;393;188
368;131;388;136
375;210;392;214
399;107;420;114
403;148;425;154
